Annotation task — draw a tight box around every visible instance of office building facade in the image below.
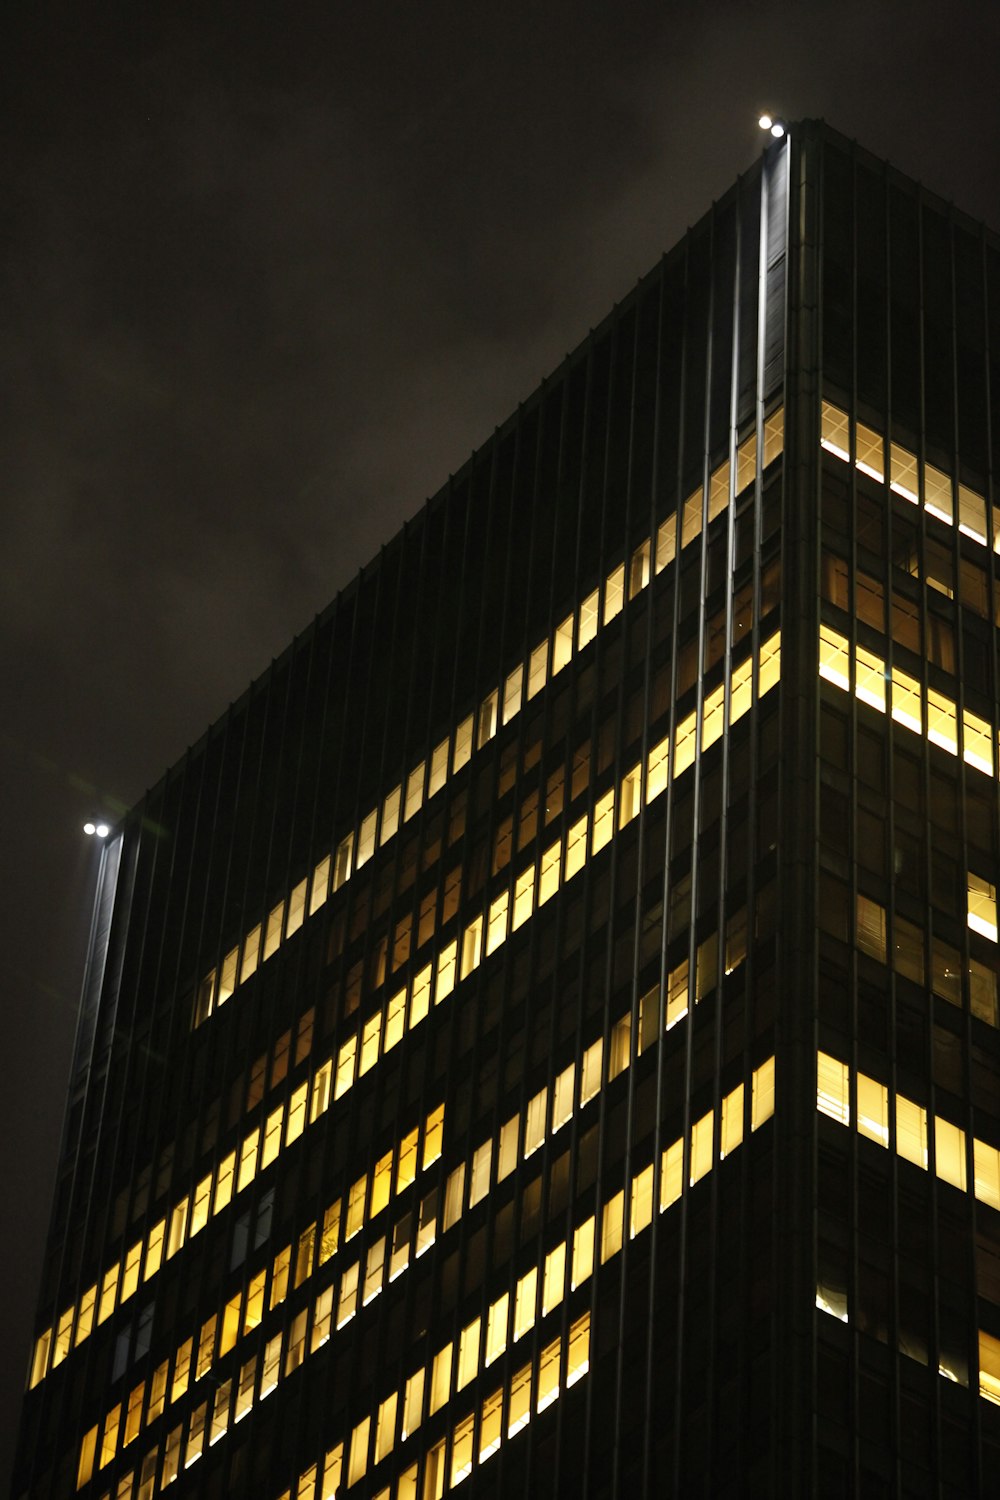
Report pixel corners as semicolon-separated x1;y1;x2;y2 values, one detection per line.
13;120;1000;1498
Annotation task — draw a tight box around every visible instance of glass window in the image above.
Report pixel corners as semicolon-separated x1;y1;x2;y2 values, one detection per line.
690;1111;713;1184
503;665;524;725
927;688;958;756
857;1073;889;1147
891;666;922;734
974;1138;1000;1211
552;612;574;674
720;1084;744;1158
924;462;954;526
578;587;599;651
630;1164;654;1236
968;873;998;942
817;1052;850;1125
896;1093;928;1168
453;715;474;774
543;1242;566;1313
485;1292;509;1366
821;400;850;461
752;1057;775;1128
513;1268;536;1340
591;787;615;854
935;1115;967;1191
601;1190;624;1262
571;1217;595;1288
660;1139;683;1210
819;624;850;691
890;442;919;503
855;646;886;712
655;513;677;574
963;708;994;776
855;420;884;482
603;563;625;623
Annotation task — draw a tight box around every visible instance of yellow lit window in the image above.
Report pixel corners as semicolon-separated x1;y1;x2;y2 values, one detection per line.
356;809;378;869
195;968;216;1026
963;708;994;776
284;1081;307;1148
514;1267;537;1341
240;924;261;984
469;1139;492;1206
629;537;651;597
666;960;688;1029
453;714;474;774
817;1051;849;1125
503;664;524;726
512;862;535;930
480;1388;503;1462
580;1038;602;1105
855;420;884;482
369;1149;393;1220
690;1110;713;1184
77;1424;98;1488
571;1217;595;1288
359;1011;381;1076
403;764;425;826
701;681;726;752
591;786;615;855
237;1129;259;1195
525;1087;547;1157
820;400;850;461
543;1241;566;1314
736;429;756;494
752;1057;775;1128
243;1269;266;1334
212;1153;235;1217
322;1444;344;1500
974;1138;1000;1212
958;483;988;544
553;612;574;673
601;1190;624;1262
436;938;457;1002
646;732;670;803
927;688;958;755
477;687;499;748
661;1139;684;1212
374;1390;397;1465
334;1034;356;1100
673;710;697;779
309;1060;332;1124
336;1264;358;1327
234;1356;257;1422
428;736;449;799
261;1104;284;1171
75;1284;96;1346
460;914;483;978
443;1164;465;1230
498;1115;519;1180
538;839;561;904
310;854;331;916
195;1314;217;1379
924;461;954;525
603;562;625;623
100;1403;121;1469
97;1262;120;1325
890;665;922;734
763;406;784;466
968;872;998;942
172;1338;193;1403
219;1290;242;1358
729;654;753;724
567;1312;591;1386
537;1334;561;1412
565;812;588;881
284;878;307;940
655;512;677;574
720;1084;744;1159
186;1401;207;1466
630;1164;654;1237
457;1316;481;1389
332;833;353;892
935;1116;967;1191
896;1094;928;1168
818;623;850;691
263;900;284;962
708;461;729;523
681;487;702;548
758;630;781;698
429;1341;453;1414
258;1335;282;1402
486;889;509;956
383;988;406;1054
295;1223;316;1288
363;1236;385;1303
395;1127;418;1193
856;894;886;962
857;1073;888;1147
485;1293;509;1366
855;645;886;713
551;1064;574;1133
319;1200;341;1265
527;639;548;700
52;1306;73;1370
980;1330;1000;1406
345;1177;367;1240
402;1367;424;1439
508;1361;532;1436
218;945;239;1006
423;1104;445;1167
578;587;599;650
890;441;919;502
120;1238;143;1304
347;1416;370;1488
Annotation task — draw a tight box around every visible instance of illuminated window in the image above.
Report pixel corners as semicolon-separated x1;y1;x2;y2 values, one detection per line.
601;1191;624;1262
498;1115;519;1180
963;708;994;776
457;1316;481;1389
537;1335;561;1412
924;461;953;525
629;537;651;597
543;1241;566;1314
580;1038;602;1105
332;833;353;893
729;654;753;723
720;1084;744;1158
820;400;850;461
345;1177;367;1240
969;873;998;942
512;863;535;930
630;1165;654;1237
195;1314;217;1379
736;429;756;493
927;688;958;755
818;624;850;691
148;1360;168;1423
429;1342;453;1414
524;1087;547;1157
567;1312;591;1385
538;839;561;904
363;1236;385;1304
856;894;886;963
817;1051;849;1125
100;1404;121;1469
752;1058;775;1128
890;441;919;502
171;1338;193;1403
553;612;574;673
469;1140;492;1207
374;1390;397;1465
857;1073;889;1147
758;632;781;697
660;1138;683;1210
666;960;688;1029
514;1267;537;1341
460;915;483;979
681;488;702;548
236;1130;259;1195
443;1164;465;1231
527;640;548;700
480;1388;503;1461
76;1284;97;1343
673;710;697;779
485;1293;509;1366
855;645;885;712
370;1149;393;1219
508;1361;532;1437
565;813;588;880
213;1154;235;1217
334;1035;356;1100
935;1116;967;1192
974;1138;1000;1212
423;1104;445;1166
401;1367;425;1440
240;924;261;984
97;1263;120;1324
336;1264;359;1327
591;786;615;854
571;1217;595;1288
453;714;474;774
855;420;884;482
209;1378;232;1444
359;1012;381;1076
689;1111;713;1184
603;563;625;623
263;900;284;962
123;1380;144;1446
578;587;599;650
347;1416;371;1488
646;732;670;804
896;1094;928;1169
609;1014;631;1080
261;1104;284;1170
551;1064;574;1133
384;988;406;1052
708;460;729;523
356;809;378;869
220;1290;242;1357
980;1330;1000;1406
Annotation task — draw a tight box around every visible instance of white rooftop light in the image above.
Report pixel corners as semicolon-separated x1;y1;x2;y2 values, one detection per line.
771;121;786;139
83;822;96;836
96;823;110;838
758;113;773;131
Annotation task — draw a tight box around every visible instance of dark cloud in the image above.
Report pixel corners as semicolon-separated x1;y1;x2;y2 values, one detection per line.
3;1;999;1486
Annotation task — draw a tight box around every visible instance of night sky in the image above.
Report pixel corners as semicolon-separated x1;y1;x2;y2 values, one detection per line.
4;3;1000;1486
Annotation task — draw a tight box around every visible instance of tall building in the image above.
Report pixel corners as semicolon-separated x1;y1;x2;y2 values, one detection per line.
13;118;1000;1500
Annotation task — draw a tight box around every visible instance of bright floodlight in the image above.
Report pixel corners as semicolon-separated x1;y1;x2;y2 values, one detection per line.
771;121;786;138
84;822;96;836
758;113;773;130
96;823;110;838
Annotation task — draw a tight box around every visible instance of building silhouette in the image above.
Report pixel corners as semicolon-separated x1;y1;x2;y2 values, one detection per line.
14;119;1000;1498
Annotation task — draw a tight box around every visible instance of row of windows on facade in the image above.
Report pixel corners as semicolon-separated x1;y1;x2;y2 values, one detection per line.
191;412;785;1034
821;400;998;553
76;1050;775;1497
30;624;782;1395
816;1048;1000;1411
80;906;761;1464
